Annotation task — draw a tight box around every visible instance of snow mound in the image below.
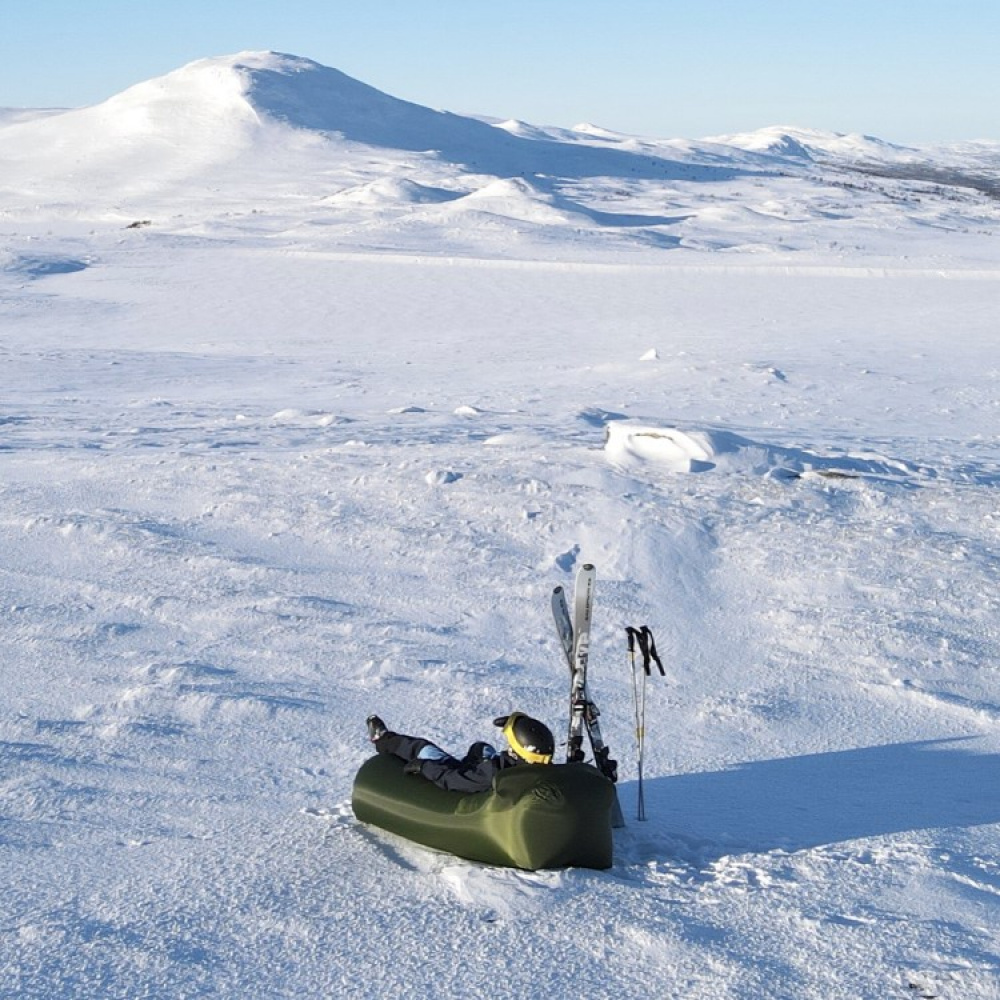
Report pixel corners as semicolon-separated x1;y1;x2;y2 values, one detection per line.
454;177;587;225
605;425;718;473
326;177;461;207
605;422;920;480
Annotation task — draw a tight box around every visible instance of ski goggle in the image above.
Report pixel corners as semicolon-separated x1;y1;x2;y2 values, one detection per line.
498;713;554;765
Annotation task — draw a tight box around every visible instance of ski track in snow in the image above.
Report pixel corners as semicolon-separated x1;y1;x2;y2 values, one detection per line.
2;52;1000;1000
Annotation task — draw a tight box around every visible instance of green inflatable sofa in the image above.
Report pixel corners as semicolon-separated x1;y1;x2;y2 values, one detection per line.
352;753;615;870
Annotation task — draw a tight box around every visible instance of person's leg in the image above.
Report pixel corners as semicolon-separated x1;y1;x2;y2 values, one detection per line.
376;732;456;764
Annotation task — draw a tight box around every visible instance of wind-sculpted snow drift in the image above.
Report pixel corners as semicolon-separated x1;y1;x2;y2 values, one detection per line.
604;422;921;481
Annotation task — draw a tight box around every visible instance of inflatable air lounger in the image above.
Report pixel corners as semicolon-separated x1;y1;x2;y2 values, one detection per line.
352;754;614;870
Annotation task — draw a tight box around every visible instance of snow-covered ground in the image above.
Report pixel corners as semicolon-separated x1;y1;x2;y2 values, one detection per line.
1;52;999;999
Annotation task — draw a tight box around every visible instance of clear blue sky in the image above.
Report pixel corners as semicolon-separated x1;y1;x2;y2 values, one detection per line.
3;0;998;143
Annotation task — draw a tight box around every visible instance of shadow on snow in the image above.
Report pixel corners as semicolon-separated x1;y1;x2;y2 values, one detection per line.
630;737;1000;859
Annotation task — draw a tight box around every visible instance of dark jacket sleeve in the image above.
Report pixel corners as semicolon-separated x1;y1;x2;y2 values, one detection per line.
417;751;521;793
417;756;498;793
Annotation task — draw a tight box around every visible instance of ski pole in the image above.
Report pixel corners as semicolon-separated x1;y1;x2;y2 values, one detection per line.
626;627;646;820
626;625;664;821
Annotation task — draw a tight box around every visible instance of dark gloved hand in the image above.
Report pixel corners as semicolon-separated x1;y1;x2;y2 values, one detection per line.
403;759;424;776
463;741;492;765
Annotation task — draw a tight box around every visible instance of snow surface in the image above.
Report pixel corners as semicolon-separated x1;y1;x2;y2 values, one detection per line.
1;51;999;999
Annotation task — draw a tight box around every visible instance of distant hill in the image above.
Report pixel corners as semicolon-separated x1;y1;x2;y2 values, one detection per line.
1;51;996;255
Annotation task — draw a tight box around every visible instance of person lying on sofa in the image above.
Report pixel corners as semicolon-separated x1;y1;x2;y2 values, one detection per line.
365;711;555;793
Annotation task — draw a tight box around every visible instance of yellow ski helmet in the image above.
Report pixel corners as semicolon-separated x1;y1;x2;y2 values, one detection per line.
493;712;555;764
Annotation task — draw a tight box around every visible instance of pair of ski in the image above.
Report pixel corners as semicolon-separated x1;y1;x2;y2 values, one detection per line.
551;564;625;828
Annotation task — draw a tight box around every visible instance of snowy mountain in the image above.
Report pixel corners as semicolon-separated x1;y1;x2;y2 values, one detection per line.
0;52;737;208
2;51;998;262
1;52;1000;1000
